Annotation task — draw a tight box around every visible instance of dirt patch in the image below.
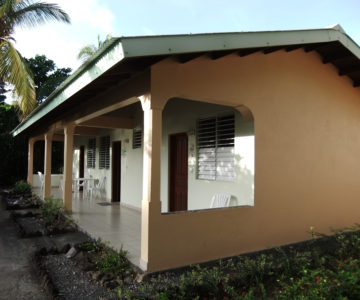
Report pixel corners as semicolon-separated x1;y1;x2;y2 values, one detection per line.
13;212;77;237
5;194;41;210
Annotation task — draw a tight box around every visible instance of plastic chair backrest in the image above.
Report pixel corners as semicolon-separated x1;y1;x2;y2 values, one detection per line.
210;193;231;208
97;176;105;189
37;171;43;182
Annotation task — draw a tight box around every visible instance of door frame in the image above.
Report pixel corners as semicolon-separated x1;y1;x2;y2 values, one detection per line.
169;132;188;212
112;141;122;202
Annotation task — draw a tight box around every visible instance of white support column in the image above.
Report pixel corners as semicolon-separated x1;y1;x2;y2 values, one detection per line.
43;132;54;199
140;95;163;271
63;123;75;211
27;138;35;186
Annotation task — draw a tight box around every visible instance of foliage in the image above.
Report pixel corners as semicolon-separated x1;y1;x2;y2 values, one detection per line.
79;238;132;279
0;79;7;104
39;196;65;231
77;33;112;62
0;103;27;186
116;226;360;299
0;0;70;117
12;180;31;194
95;247;130;277
25;55;71;104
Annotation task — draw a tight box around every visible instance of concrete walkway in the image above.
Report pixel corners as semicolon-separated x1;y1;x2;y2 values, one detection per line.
0;198;48;300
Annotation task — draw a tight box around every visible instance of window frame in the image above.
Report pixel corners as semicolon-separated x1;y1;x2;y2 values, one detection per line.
196;113;235;181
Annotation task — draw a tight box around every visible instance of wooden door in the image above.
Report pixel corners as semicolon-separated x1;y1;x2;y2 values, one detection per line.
169;133;188;211
112;141;121;202
79;146;85;191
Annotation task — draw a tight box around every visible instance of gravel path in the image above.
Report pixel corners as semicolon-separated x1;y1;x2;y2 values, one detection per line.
41;254;110;300
0;198;48;300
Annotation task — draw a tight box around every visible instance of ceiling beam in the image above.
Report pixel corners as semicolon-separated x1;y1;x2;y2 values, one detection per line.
208;50;235;60
338;65;360;76
238;48;261;57
74;127;101;136
79;116;134;129
74;96;139;124
322;52;352;64
285;45;303;52
175;53;204;64
263;46;284;54
353;80;360;87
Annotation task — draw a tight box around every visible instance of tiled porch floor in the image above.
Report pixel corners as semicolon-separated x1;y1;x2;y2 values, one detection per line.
33;187;141;267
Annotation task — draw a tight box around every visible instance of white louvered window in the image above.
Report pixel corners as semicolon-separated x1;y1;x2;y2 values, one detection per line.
133;129;142;149
99;136;110;169
87;138;96;169
197;114;235;181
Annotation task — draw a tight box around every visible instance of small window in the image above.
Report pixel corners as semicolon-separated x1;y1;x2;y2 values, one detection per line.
87;138;96;169
197;114;235;181
99;136;110;169
133;129;142;149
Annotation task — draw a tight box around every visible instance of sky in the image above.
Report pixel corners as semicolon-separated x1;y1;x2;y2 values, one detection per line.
13;0;360;71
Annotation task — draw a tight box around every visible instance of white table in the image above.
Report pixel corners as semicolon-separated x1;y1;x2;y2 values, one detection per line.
73;178;96;197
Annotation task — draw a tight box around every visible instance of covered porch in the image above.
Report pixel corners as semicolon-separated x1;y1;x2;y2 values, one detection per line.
32;187;141;267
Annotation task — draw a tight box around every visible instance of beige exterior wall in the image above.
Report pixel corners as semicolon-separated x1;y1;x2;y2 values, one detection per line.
144;49;360;271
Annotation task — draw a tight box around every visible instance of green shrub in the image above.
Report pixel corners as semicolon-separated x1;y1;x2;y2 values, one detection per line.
13;180;31;194
39;196;64;231
95;248;131;278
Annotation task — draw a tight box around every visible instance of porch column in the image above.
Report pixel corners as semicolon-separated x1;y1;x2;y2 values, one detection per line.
43;131;54;198
63;123;75;211
27;138;35;185
140;95;162;271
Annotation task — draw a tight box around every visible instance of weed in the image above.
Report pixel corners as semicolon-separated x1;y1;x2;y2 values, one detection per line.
13;180;31;194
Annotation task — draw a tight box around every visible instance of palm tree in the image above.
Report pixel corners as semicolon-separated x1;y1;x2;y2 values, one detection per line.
0;0;70;118
77;34;111;62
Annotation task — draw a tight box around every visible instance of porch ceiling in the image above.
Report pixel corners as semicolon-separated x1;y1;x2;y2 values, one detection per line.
12;25;360;137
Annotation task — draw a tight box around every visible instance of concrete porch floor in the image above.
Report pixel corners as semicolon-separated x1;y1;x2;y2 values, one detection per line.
33;187;141;267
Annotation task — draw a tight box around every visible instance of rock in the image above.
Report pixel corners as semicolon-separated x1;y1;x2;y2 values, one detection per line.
91;271;102;281
135;273;145;283
124;277;133;285
65;246;77;259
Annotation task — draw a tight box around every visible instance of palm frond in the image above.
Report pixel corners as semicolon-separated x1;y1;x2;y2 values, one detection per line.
77;45;96;62
0;40;36;117
12;0;70;28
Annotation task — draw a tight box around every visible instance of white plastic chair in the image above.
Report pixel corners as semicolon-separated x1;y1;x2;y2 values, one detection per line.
89;176;105;199
37;171;44;193
59;178;63;193
210;193;231;208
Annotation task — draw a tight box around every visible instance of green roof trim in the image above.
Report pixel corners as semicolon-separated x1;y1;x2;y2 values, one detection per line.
12;26;360;136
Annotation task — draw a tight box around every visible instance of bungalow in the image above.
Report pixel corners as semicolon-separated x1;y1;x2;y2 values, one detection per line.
12;25;360;272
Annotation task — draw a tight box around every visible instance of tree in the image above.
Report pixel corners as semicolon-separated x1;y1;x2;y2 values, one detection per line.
0;103;27;186
0;0;70;118
78;34;111;62
0;79;7;104
25;55;71;104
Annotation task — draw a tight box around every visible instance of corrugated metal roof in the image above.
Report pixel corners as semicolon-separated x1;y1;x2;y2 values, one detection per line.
12;26;360;136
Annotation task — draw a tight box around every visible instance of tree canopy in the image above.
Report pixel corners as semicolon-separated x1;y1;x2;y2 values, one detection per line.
0;0;70;118
25;55;71;104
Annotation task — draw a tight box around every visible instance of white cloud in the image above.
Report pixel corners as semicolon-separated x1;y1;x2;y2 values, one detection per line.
55;0;114;34
13;0;115;70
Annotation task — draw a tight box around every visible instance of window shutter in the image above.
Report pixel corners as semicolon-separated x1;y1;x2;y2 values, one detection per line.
197;114;235;181
216;115;235;181
99;136;110;169
87;138;96;169
197;117;216;180
133;129;142;149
